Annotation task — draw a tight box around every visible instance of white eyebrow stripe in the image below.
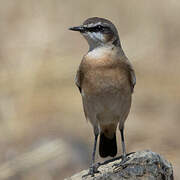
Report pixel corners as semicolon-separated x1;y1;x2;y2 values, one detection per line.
87;22;102;28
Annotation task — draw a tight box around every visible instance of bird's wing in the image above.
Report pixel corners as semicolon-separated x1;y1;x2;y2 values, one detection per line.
128;64;136;93
75;66;89;120
75;69;82;93
119;57;136;93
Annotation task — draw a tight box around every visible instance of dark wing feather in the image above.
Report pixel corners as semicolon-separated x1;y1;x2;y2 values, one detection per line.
128;66;136;93
75;67;88;120
122;58;136;93
75;69;82;93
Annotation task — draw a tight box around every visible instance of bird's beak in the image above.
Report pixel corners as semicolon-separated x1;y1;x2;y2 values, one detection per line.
69;25;85;32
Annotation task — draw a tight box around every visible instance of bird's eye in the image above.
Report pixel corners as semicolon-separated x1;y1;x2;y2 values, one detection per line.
96;25;104;32
87;25;105;32
97;25;102;29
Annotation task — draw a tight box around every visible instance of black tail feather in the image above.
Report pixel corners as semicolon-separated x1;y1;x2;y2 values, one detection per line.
99;133;117;158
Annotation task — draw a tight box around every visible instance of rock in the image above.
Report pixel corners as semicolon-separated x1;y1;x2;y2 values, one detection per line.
66;150;174;180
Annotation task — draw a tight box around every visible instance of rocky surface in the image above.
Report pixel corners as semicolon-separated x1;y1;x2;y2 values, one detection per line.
66;150;173;180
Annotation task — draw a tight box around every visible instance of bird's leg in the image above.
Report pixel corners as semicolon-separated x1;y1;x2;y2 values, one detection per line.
113;127;130;170
89;133;99;175
120;127;126;162
82;128;100;178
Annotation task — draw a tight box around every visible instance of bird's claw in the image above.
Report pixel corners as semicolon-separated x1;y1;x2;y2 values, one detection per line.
113;155;130;172
82;163;100;178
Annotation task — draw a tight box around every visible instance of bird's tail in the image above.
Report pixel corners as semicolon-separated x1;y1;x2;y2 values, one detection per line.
99;132;117;158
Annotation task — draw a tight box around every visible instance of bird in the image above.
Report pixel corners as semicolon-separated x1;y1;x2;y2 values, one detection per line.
69;17;136;175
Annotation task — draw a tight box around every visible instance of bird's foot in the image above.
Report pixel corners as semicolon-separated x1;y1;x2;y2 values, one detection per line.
113;155;130;172
82;163;100;178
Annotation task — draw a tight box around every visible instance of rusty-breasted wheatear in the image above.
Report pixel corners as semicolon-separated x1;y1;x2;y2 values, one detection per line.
69;17;136;175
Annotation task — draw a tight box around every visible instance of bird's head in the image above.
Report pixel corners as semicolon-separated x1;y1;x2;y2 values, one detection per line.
69;17;121;51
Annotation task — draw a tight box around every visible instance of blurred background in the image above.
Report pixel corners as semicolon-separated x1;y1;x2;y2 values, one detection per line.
0;0;180;179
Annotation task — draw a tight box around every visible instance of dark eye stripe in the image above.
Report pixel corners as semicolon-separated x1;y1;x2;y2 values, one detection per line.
87;25;110;32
